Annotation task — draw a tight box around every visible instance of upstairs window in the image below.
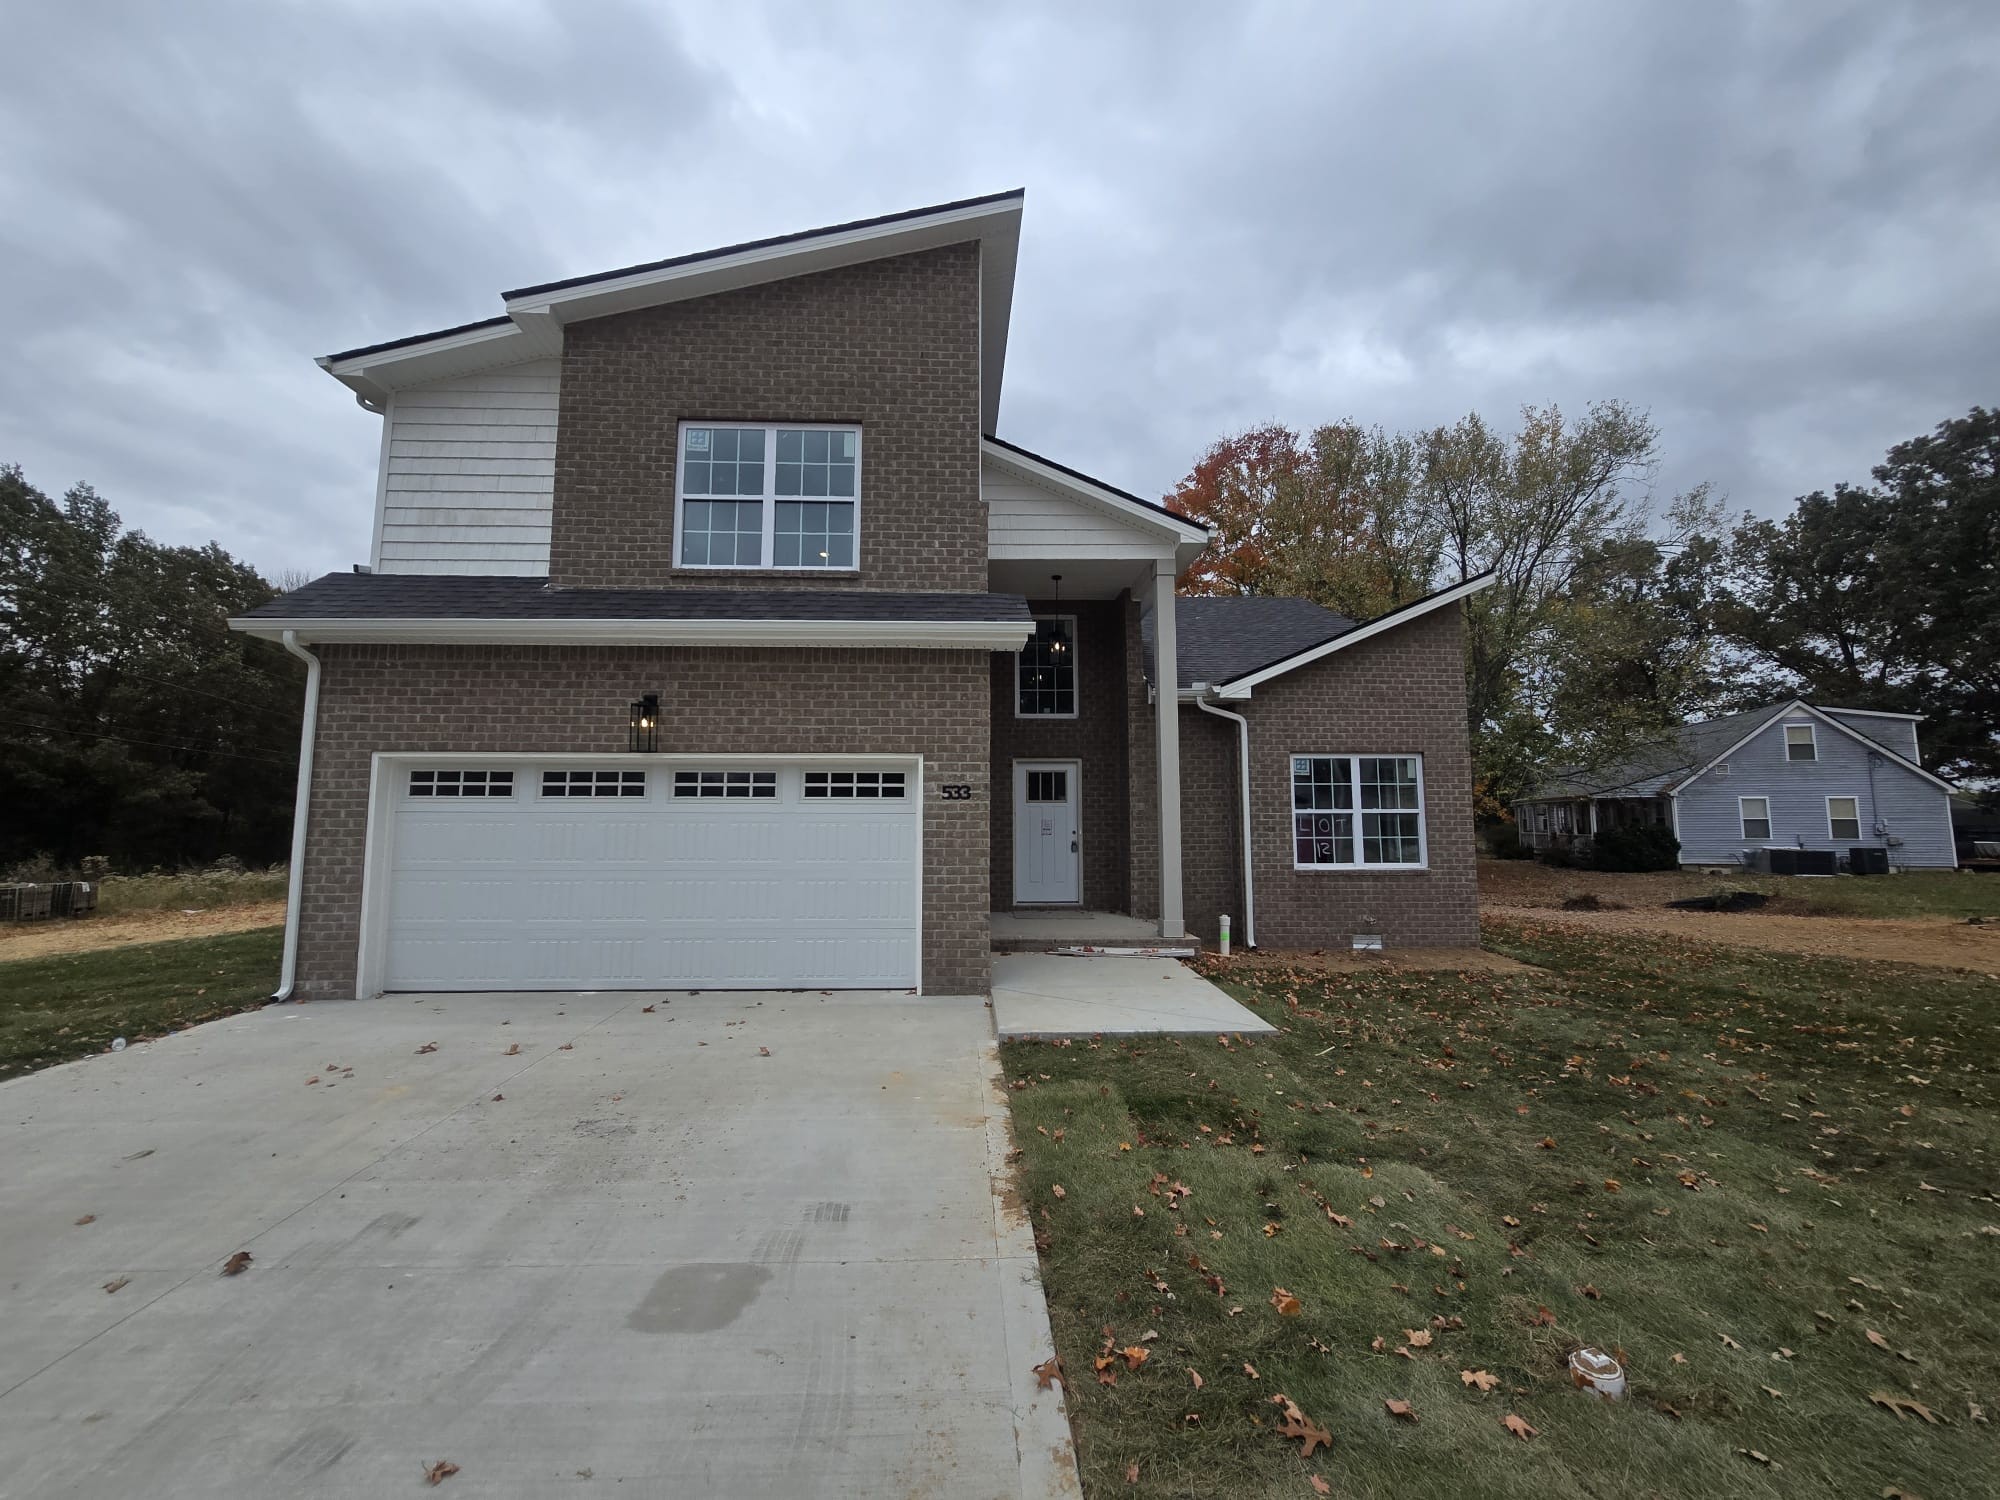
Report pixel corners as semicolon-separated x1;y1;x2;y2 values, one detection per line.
677;423;859;570
1784;723;1817;762
1017;616;1077;717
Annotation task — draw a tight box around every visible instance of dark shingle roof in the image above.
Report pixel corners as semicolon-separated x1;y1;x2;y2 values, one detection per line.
237;572;1031;625
1144;597;1357;690
1524;706;1783;798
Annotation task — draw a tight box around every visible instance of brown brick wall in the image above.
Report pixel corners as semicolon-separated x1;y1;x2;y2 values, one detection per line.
548;242;985;592
295;644;992;999
1174;605;1479;950
988;598;1131;910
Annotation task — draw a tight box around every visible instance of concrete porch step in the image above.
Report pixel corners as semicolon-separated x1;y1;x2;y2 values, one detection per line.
990;909;1199;956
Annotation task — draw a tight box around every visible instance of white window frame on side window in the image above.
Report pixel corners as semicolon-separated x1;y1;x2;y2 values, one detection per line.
1289;754;1428;871
1826;795;1863;842
674;420;862;572
1738;795;1771;841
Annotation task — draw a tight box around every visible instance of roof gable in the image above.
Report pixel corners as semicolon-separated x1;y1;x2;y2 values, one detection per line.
321;191;1024;428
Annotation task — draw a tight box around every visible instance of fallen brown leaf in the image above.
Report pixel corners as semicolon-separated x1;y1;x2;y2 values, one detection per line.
1271;1286;1303;1317
1405;1328;1433;1349
1243;1362;1259;1379
1384;1398;1417;1423
1502;1413;1536;1440
1272;1395;1334;1457
1187;1367;1204;1389
758;1046;771;1056
1121;1345;1149;1371
74;1214;95;1226
1461;1369;1499;1392
1309;1476;1332;1496
1869;1391;1945;1424
1051;1184;1066;1200
1866;1329;1892;1351
415;1042;437;1055
503;1043;520;1056
1124;1460;1139;1484
1031;1356;1063;1390
220;1250;252;1276
422;1459;460;1485
102;1276;129;1294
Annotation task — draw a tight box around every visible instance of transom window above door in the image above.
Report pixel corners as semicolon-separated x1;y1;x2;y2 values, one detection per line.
676;423;860;570
1017;616;1077;717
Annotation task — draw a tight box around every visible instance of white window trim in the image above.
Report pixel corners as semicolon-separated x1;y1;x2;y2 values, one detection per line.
1015;613;1079;720
1290;753;1429;872
1826;795;1863;841
1738;795;1772;841
673;420;862;572
1784;722;1817;762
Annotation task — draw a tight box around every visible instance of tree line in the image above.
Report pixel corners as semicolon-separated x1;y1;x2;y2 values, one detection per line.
1168;404;1998;808
0;465;303;874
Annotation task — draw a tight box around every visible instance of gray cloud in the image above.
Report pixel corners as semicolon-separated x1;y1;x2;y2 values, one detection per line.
2;0;1995;576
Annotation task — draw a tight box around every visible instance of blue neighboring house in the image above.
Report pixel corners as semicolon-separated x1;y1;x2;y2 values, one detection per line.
1514;700;1958;870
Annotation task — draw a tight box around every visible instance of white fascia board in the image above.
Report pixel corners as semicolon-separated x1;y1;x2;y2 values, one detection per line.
1211;573;1498;699
229;616;1035;651
316;320;553;401
980;440;1207;547
1817;706;1926;721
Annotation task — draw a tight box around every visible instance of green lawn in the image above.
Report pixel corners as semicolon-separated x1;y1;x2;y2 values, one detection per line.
1003;924;1999;1498
0;926;283;1077
1772;869;2000;920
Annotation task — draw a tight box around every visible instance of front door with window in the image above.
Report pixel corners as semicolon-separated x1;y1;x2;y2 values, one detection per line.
1012;761;1080;904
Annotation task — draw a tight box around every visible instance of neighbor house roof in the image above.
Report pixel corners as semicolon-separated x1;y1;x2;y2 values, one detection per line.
230;573;1032;650
1143;575;1496;696
1520;699;1956;800
319;190;1026;429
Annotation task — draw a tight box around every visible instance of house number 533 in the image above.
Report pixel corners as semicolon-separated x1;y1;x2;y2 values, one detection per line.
938;783;974;800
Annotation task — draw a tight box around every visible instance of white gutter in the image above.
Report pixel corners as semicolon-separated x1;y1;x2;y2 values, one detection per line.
274;630;321;1001
1194;688;1255;949
228;617;1034;650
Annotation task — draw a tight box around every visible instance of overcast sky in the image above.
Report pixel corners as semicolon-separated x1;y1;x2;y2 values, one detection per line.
3;0;1996;580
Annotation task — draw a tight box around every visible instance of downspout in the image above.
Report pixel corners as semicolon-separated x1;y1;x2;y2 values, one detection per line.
1194;689;1255;950
274;630;322;1001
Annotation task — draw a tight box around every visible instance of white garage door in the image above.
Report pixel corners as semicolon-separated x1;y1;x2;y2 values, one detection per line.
379;761;919;991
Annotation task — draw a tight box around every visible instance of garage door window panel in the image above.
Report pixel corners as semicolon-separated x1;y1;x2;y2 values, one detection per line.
541;770;647;798
408;769;513;799
673;769;779;799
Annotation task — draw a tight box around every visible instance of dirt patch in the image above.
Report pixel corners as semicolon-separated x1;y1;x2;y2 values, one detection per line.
1199;946;1534;977
0;901;286;961
1484;903;2000;975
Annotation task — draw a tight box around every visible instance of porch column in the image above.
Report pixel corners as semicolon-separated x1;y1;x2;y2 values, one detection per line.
1152;559;1185;939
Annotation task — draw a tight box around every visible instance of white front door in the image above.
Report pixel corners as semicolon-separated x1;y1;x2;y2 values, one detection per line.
1012;761;1080;904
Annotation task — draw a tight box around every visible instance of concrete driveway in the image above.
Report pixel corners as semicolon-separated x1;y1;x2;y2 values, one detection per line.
0;990;1074;1499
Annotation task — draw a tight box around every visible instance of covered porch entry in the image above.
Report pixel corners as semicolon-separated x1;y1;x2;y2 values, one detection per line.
983;437;1207;941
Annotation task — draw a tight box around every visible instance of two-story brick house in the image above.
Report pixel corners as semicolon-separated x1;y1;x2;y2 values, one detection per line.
233;191;1491;1000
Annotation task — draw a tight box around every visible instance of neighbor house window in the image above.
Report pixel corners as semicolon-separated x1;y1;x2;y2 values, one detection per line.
1827;796;1862;841
1017;616;1077;717
1784;723;1817;761
1291;755;1425;869
1739;796;1771;841
676;423;859;570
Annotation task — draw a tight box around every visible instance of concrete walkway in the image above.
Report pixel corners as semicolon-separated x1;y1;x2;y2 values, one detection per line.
0;991;1076;1499
990;953;1277;1039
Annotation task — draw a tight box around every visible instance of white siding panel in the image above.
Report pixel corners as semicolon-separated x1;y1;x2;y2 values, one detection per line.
373;359;559;575
984;457;1165;558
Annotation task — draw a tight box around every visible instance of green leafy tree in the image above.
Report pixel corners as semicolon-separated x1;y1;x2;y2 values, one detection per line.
0;465;304;870
1714;408;1999;783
